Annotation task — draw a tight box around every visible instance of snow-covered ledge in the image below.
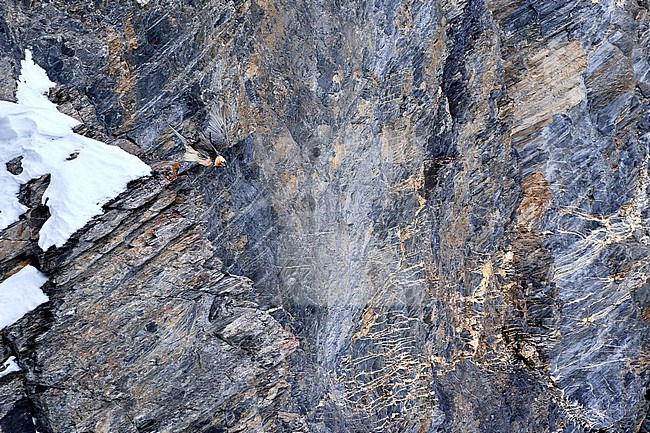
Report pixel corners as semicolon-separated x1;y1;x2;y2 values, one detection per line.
0;264;48;331
0;50;150;250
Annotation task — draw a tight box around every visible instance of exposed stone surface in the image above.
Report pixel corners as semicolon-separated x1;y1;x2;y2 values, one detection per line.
0;0;648;432
0;166;297;433
0;374;35;433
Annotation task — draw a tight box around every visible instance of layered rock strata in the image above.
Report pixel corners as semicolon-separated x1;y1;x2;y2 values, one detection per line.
0;0;648;432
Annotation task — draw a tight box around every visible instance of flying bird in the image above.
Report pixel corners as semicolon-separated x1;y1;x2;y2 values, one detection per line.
171;106;228;167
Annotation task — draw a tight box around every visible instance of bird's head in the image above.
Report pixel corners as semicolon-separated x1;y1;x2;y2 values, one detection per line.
213;155;227;167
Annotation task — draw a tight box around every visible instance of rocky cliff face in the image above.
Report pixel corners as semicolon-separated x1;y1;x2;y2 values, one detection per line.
0;0;649;432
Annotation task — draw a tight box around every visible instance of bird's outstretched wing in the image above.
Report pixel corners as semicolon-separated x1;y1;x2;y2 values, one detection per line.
170;125;189;145
202;105;228;151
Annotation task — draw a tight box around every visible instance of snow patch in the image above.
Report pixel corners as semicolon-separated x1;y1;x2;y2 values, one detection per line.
15;50;57;109
0;356;21;378
0;265;49;330
0;50;151;249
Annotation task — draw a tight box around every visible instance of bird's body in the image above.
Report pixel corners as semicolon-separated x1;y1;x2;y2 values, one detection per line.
171;105;228;167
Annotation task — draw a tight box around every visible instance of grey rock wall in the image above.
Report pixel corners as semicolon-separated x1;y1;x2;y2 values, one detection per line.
0;0;648;432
